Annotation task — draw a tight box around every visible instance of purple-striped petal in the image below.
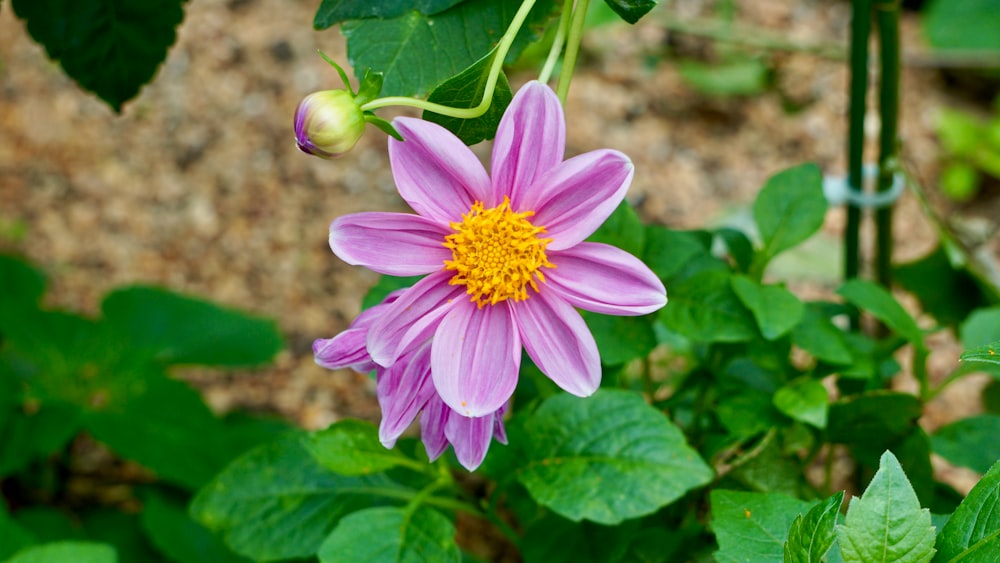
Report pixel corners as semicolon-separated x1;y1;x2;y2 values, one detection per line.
492;403;509;445
367;271;465;367
513;290;600;397
519;150;633;250
377;342;435;448
492;81;565;207
431;300;520;417
420;395;450;462
547;242;667;315
445;410;497;471
313;329;375;373
330;212;451;276
390;117;493;222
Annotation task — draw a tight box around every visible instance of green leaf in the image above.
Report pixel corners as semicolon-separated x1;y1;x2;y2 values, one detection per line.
140;489;250;563
305;419;412;476
837;279;925;349
424;48;513;145
343;0;557;97
642;227;711;282
0;254;46;311
732;276;805;340
190;433;409;561
827;392;922;447
0;402;79;478
933;460;1000;562
717;227;755;273
361;275;424;310
784;491;844;563
587;200;645;258
602;0;658;24
923;0;1000;52
773;378;829;429
792;304;853;365
11;0;185;112
678;58;770;97
752;163;827;270
931;415;1000;474
521;514;637;563
314;0;467;28
80;508;167;563
961;307;1000;349
711;490;813;563
582;314;657;366
960;341;1000;368
517;389;713;524
660;270;757;342
894;245;985;329
0;507;37;561
3;542;117;563
317;507;460;563
836;451;936;563
101;286;283;366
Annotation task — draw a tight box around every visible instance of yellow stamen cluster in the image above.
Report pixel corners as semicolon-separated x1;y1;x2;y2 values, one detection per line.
443;197;554;308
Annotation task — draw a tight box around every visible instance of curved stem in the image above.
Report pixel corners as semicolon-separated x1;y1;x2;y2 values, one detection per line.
539;0;575;84
360;0;538;118
556;0;590;103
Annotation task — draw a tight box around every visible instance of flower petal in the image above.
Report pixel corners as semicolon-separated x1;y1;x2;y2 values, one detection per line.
520;150;634;250
390;117;493;222
445;409;496;471
330;212;451;276
420;394;450;462
513;290;600;397
546;242;667;315
377;342;435;448
367;271;465;367
492;81;566;206
313;329;374;373
431;300;520;417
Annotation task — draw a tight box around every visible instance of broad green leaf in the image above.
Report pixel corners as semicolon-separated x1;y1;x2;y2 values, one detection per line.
717;391;784;438
827;392;922;447
660;270;757;342
933;460;1000;562
140;489;250;563
0;507;37;561
784;491;844;563
679;58;770;97
12;507;84;543
587;200;645;258
732;276;805;340
717;227;755;273
773;379;828;429
11;0;185;112
838;279;925;349
894;246;984;329
961;307;1000;349
711;490;813;563
602;0;658;24
80;509;167;563
0;254;45;311
931;415;1000;474
517;390;713;524
752;163;827;269
314;0;466;28
190;433;408;561
582;313;657;366
836;451;936;563
305;419;412;476
424;48;513;145
0;402;79;478
521;514;637;563
923;0;1000;52
642;226;711;282
725;431;806;497
317;507;460;563
792;305;853;365
101;286;283;366
343;0;557;97
361;275;424;310
960;341;1000;368
3;541;117;563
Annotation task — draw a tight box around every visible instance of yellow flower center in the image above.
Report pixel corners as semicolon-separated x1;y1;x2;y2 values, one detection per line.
443;197;554;308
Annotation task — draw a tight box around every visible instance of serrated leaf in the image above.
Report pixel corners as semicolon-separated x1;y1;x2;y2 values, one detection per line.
784;491;844;563
4;542;117;563
660;270;757;342
317;507;460;563
931;415;1000;474
602;0;658;24
792;304;853;365
314;0;467;28
305;419;411;476
517;389;713;525
732;276;805;340
190;433;409;561
752;163;827;270
582;313;657;366
11;0;185;112
424;48;513;145
837;280;925;349
933;459;1000;562
836;451;936;563
711;490;814;563
139;489;250;563
773;378;828;429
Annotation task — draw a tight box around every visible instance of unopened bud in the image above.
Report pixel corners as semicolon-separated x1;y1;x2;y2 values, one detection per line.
294;90;365;159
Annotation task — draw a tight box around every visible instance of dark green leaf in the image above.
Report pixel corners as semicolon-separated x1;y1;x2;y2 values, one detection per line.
961;307;1000;349
784;491;844;563
835;451;936;563
517;390;712;524
602;0;657;24
582;313;657;366
837;280;925;349
190;433;409;561
101;286;283;366
11;0;185;112
642;227;711;282
931;415;1000;474
773;378;828;429
80;509;166;563
12;508;84;543
660;270;757;342
960;341;1000;368
923;0;1000;52
317;507;460;563
716;227;755;273
711;490;813;563
717;391;784;438
4;542;117;563
678;58;770;97
0;506;37;561
424;48;513;145
725;431;806;496
587;200;645;258
792;304;852;365
732;276;805;340
521;514;635;563
827;392;922;446
361;275;423;310
894;246;985;329
305;419;412;476
933;460;1000;562
315;0;467;28
0;402;79;477
0;254;46;312
752;163;827;270
140;489;250;563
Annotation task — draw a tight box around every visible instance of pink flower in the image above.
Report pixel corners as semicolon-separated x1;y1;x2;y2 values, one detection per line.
329;80;666;419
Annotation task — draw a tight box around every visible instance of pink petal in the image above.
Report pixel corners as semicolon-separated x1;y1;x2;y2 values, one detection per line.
431;300;520;417
492;403;509;445
313;329;375;373
390;117;493;222
377;342;435;448
445;409;496;471
420;395;450;462
546;243;667;315
520;150;634;250
513;290;600;397
367;271;465;367
330;212;451;276
492;81;565;207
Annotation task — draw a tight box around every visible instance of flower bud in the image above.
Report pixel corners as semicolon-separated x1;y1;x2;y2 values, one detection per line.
294;90;365;159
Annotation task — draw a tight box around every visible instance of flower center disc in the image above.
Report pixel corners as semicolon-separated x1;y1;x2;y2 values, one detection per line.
443;197;554;308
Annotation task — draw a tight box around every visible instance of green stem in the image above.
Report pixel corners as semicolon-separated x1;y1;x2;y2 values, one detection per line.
360;0;538;118
556;0;590;103
539;0;575;83
874;0;900;295
913;345;930;402
845;0;872;329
